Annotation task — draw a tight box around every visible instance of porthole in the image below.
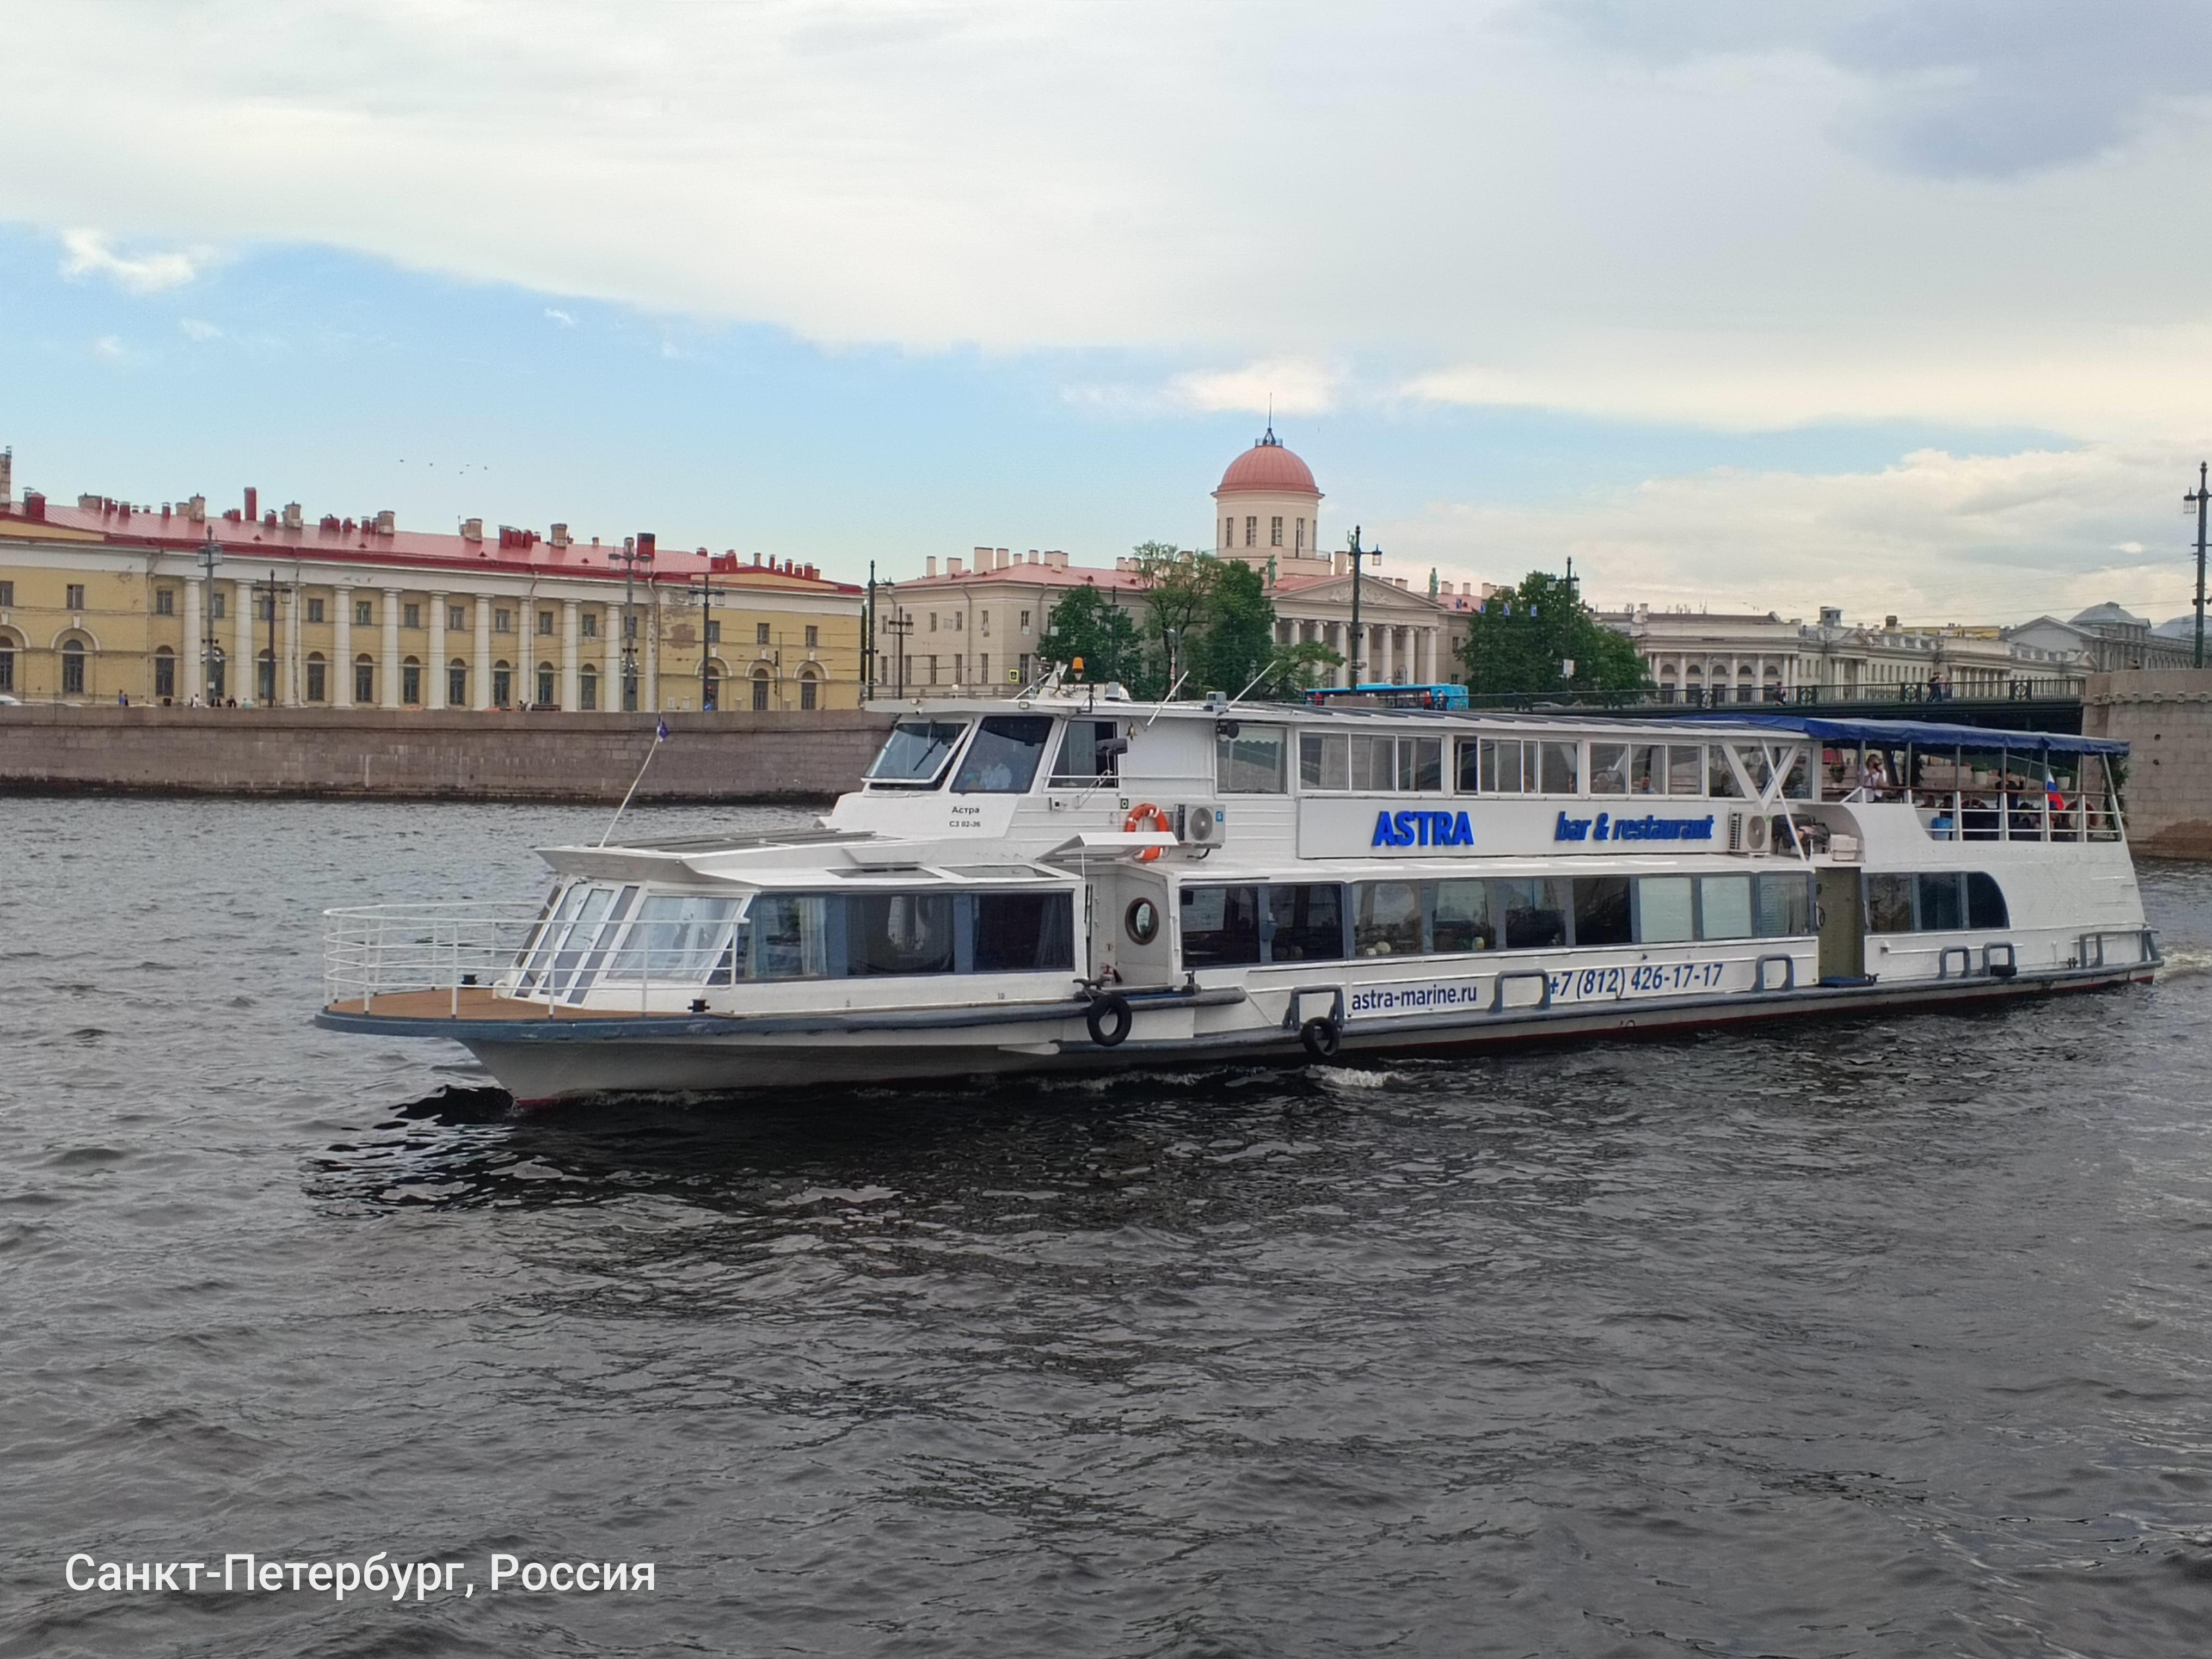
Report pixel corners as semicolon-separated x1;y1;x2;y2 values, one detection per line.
1125;898;1160;946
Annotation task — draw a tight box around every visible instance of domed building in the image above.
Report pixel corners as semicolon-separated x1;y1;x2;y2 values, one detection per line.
1212;427;1328;573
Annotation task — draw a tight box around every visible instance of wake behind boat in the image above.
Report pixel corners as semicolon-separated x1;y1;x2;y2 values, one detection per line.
316;688;2155;1104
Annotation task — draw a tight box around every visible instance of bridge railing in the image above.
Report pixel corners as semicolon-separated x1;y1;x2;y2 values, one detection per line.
1451;678;2087;714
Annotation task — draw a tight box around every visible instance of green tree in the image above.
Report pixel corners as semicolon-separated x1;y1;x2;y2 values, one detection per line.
1456;570;1649;697
1189;559;1279;696
1040;583;1144;689
1131;541;1214;690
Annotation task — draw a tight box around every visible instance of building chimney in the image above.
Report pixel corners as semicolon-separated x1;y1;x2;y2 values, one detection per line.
1884;614;1898;629
373;509;396;535
973;546;992;566
281;501;303;530
1044;550;1069;570
947;556;964;576
926;556;938;577
549;523;570;548
186;494;206;522
23;490;45;521
0;447;11;506
461;517;484;541
243;486;257;521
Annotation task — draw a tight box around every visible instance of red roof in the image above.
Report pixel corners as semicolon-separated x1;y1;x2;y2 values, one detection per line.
0;496;860;593
1216;437;1318;496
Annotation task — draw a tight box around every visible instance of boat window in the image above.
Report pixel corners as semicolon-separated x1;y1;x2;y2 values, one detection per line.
1050;718;1122;785
952;715;1053;793
847;893;956;975
1637;876;1695;944
1496;877;1570;949
613;894;745;984
867;719;968;787
1590;742;1630;795
1709;747;1746;798
1401;737;1445;792
1967;871;2008;928
1572;876;1633;947
1430;880;1495;952
1268;884;1345;962
1700;875;1754;939
1540;741;1579;795
1754;873;1814;937
1300;731;1349;790
1218;726;1288;793
1732;744;1774;796
1354;882;1423;957
1477;738;1524;794
1669;745;1705;796
564;884;641;1000
516;881;588;992
1349;734;1391;791
1916;872;1965;931
1181;884;1262;967
1777;746;1814;800
1630;744;1664;795
752;894;829;979
972;892;1074;973
1865;874;1915;934
547;883;619;997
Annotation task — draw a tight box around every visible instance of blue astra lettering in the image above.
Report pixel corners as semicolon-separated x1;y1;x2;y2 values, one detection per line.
1372;810;1396;847
1453;810;1473;846
1393;811;1417;847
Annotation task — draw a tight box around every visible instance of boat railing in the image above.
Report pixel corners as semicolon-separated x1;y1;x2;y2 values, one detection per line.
1841;786;2122;843
324;902;549;1014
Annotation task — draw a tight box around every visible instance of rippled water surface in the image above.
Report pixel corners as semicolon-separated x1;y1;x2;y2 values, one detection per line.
6;797;2212;1657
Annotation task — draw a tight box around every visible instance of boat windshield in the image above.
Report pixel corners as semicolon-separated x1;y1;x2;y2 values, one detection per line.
866;719;969;787
951;716;1054;794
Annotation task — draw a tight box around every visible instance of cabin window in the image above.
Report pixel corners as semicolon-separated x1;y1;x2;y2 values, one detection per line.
952;715;1052;793
612;894;741;984
1669;745;1705;796
1217;726;1287;793
1354;882;1423;957
1572;877;1633;947
867;718;968;786
1967;872;2008;929
1181;884;1262;967
1052;718;1122;784
1268;883;1345;962
752;895;830;979
1495;877;1571;949
1777;746;1814;800
1431;880;1495;951
972;892;1075;973
1474;738;1522;793
1637;876;1696;943
1916;872;1964;931
848;893;956;976
1539;741;1578;794
1300;731;1349;790
1865;874;1915;934
1402;737;1445;791
1755;872;1815;936
1589;743;1630;795
1709;748;1746;798
1700;875;1755;939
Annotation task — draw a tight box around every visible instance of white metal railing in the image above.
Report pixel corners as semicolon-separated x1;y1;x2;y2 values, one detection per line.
324;902;549;1013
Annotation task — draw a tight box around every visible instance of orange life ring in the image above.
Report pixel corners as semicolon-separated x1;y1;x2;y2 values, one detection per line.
1124;802;1173;862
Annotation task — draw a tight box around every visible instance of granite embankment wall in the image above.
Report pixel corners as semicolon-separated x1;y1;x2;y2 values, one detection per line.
0;706;896;803
2083;669;2212;859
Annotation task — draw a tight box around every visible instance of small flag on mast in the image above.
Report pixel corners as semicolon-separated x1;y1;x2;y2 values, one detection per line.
655;716;670;743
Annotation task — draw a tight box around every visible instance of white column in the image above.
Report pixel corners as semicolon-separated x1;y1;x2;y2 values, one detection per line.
474;595;493;710
1420;627;1435;684
1379;623;1395;684
233;581;254;704
380;588;401;709
427;591;448;709
183;577;205;702
284;579;302;705
333;587;353;707
561;600;580;710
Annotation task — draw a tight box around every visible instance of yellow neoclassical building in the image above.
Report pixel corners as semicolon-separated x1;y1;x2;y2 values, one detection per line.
0;459;863;712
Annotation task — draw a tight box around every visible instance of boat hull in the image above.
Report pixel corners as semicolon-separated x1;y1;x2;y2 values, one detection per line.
322;962;2156;1105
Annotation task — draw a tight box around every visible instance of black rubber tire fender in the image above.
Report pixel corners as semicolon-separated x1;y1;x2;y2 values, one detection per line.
1299;1017;1342;1061
1085;993;1134;1048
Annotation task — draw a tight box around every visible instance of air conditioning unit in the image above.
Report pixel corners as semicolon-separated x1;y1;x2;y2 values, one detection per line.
1182;803;1227;846
1744;814;1771;853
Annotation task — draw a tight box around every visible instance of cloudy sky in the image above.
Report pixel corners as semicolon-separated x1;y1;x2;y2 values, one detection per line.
4;0;2211;625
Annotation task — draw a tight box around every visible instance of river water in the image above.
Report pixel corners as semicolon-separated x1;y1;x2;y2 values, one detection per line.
5;795;2212;1657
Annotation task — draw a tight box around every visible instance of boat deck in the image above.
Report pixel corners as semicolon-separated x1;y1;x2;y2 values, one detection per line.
324;988;629;1022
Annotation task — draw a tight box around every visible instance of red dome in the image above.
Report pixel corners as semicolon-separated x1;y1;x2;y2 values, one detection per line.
1216;434;1318;496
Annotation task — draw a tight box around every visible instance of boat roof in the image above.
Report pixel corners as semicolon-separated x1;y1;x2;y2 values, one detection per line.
1723;714;2127;756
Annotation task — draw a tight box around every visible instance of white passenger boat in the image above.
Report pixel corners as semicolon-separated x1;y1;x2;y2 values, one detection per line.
318;691;2156;1104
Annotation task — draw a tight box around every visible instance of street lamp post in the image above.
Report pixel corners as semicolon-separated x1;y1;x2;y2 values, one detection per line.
689;575;721;709
2187;463;2209;670
197;533;223;704
611;534;656;710
1345;526;1380;686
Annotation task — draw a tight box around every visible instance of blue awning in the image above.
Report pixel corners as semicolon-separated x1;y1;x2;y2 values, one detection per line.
1723;714;2127;756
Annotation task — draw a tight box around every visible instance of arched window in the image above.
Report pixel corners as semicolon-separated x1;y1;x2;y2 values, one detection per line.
447;658;467;709
579;663;598;711
60;637;87;696
402;655;423;706
354;653;374;705
306;652;327;704
153;646;176;701
0;630;16;696
702;661;721;711
751;667;771;711
536;661;556;708
257;647;276;705
492;660;512;708
797;665;819;711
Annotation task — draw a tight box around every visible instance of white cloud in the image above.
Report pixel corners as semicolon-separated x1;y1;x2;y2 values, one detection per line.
1166;358;1340;417
178;317;222;340
91;334;127;362
1380;443;2208;625
59;228;205;293
544;306;576;327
